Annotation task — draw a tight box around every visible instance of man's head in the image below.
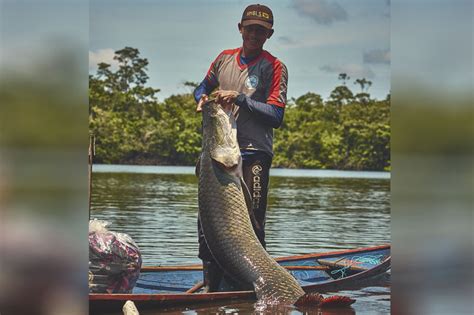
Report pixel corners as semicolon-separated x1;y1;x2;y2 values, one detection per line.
241;4;273;30
238;4;274;53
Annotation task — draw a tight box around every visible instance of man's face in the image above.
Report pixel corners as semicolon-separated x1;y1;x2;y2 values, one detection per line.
239;24;274;51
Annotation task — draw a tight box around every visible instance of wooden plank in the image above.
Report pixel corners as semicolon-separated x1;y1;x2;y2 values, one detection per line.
303;257;391;293
317;258;369;272
142;265;329;272
88;134;95;219
90;245;392;313
139;245;390;271
90;290;255;302
276;244;390;262
89;257;391;312
140;244;390;271
185;281;204;293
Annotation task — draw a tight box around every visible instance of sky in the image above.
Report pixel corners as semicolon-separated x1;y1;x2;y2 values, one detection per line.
89;0;391;101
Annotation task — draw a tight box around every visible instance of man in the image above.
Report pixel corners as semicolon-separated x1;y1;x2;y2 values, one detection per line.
194;3;288;292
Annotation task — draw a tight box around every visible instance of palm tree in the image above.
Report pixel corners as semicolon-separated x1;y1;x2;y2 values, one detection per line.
354;78;372;92
338;73;350;86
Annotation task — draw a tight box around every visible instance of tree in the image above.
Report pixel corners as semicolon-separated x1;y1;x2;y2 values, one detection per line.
89;47;161;163
327;74;355;106
294;92;323;111
328;85;354;106
354;78;372;92
89;47;391;170
353;78;372;104
338;73;350;86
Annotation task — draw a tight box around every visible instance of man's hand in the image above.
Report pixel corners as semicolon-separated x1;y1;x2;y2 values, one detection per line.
211;90;239;110
196;94;209;113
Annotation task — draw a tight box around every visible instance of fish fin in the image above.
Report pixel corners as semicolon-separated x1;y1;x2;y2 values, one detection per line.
195;154;201;178
212;155;243;178
210;148;240;169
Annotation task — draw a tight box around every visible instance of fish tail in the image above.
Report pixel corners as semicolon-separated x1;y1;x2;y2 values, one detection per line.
294;293;355;308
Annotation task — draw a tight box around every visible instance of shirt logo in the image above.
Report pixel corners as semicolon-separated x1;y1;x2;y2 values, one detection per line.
245;75;259;89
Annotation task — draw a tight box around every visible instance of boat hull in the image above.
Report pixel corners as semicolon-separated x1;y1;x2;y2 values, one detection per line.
89;244;390;313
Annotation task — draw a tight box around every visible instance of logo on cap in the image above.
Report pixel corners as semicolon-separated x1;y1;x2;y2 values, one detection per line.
246;10;271;20
241;4;274;29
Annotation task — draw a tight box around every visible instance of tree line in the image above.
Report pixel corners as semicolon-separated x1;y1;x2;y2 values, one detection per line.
89;47;390;171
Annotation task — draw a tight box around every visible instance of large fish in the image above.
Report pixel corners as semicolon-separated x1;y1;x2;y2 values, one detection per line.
197;100;306;305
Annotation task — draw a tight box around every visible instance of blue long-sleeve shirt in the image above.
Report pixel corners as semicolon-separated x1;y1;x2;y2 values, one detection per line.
195;49;288;157
194;53;285;129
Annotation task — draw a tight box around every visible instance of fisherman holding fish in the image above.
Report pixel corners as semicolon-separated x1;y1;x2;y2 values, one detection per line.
194;3;288;292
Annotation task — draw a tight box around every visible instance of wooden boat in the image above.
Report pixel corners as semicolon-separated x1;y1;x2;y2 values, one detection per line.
90;244;390;313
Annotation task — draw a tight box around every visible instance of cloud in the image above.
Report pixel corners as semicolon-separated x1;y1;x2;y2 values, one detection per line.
291;0;348;25
276;31;359;49
320;63;375;79
89;48;118;71
278;36;299;46
363;49;390;64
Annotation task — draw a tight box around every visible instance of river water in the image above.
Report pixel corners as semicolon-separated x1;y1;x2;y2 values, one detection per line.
90;165;390;314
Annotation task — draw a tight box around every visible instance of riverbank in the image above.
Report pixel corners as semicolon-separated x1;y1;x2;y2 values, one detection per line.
92;164;390;179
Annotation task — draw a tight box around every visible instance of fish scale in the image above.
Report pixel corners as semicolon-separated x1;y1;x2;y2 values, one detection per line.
198;101;305;304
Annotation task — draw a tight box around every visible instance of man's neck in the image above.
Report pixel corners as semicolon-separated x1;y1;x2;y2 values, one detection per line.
241;47;263;59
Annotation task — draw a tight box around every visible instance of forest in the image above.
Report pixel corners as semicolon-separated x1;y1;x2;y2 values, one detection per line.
89;47;390;171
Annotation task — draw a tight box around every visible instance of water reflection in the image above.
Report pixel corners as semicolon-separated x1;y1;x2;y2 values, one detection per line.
90;171;390;265
137;301;357;315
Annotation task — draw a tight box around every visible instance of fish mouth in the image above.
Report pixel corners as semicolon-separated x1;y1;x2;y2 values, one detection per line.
202;100;240;169
202;99;220;115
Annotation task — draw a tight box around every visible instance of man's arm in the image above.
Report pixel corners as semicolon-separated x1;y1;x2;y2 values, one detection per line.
194;52;222;112
235;94;284;128
231;60;288;128
213;90;284;128
193;80;214;103
194;80;214;112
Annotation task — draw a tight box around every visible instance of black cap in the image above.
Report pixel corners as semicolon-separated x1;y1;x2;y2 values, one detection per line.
241;4;273;30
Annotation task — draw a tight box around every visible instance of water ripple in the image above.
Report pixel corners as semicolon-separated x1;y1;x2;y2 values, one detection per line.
91;172;390;267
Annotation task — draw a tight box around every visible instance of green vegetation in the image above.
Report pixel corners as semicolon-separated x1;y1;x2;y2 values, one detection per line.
90;47;390;171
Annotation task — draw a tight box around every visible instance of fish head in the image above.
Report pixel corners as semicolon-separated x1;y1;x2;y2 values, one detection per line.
202;100;241;169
